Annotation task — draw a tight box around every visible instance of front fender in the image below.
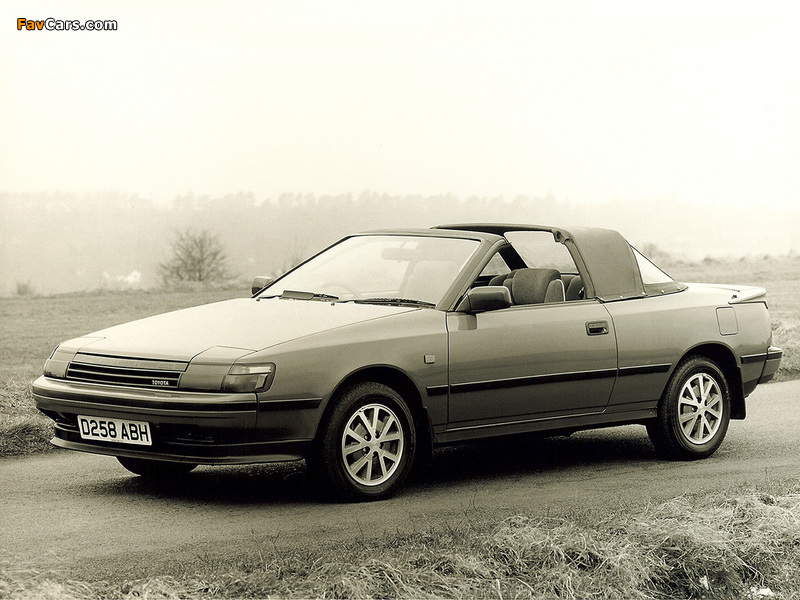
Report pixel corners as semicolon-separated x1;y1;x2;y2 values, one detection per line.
253;309;449;435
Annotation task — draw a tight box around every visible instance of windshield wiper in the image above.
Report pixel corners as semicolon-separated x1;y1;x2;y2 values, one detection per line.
280;290;340;301
353;297;435;307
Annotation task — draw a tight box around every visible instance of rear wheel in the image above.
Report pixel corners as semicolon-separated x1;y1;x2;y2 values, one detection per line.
312;382;416;501
117;456;197;478
647;356;731;460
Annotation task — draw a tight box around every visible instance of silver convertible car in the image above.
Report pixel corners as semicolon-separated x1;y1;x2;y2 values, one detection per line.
34;224;782;500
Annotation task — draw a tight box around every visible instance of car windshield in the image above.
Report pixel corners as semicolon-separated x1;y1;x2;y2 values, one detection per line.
261;235;480;306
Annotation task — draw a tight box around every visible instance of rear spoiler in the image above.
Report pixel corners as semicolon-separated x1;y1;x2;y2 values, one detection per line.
688;283;768;306
729;286;767;305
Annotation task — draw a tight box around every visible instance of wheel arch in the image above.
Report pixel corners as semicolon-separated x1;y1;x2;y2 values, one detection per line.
315;365;434;460
672;342;745;420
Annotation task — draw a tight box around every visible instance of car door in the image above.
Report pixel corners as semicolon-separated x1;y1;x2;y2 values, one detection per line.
446;299;618;427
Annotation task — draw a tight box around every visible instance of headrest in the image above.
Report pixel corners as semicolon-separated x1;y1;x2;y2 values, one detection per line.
510;268;560;304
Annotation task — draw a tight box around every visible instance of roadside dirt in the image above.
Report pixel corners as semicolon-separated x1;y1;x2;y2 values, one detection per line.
2;380;798;582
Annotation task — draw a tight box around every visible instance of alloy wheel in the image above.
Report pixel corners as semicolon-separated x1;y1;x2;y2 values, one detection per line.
677;372;723;445
340;403;405;486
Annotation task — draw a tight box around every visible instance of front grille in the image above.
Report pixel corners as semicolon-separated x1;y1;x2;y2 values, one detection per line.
65;353;187;389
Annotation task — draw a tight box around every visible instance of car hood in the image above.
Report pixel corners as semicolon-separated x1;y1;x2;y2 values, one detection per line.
65;298;417;362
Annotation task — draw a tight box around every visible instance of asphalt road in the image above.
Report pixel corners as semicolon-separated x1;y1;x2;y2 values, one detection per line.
2;380;799;581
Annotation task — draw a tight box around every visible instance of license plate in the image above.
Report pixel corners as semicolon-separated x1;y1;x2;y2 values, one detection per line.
78;416;152;446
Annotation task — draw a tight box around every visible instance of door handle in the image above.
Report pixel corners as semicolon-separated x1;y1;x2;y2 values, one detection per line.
586;321;609;336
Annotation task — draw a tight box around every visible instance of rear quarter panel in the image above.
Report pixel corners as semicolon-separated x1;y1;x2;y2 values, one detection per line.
604;284;771;410
731;300;774;386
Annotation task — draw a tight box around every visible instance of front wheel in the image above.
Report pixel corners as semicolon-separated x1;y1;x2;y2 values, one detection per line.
647;356;731;460
117;456;197;478
312;382;416;501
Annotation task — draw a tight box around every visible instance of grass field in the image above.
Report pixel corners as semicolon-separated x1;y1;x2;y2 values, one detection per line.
2;481;799;599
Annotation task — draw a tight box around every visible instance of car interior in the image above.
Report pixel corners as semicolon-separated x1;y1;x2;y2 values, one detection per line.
468;232;586;306
487;268;585;304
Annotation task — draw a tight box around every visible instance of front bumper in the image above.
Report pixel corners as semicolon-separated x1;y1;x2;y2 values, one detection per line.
32;376;312;464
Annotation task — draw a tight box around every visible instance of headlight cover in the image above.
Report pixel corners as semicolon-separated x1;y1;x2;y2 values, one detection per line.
43;344;75;378
43;345;59;375
222;362;276;393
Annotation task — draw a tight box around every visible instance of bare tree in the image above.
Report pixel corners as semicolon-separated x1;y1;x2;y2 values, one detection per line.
274;236;308;277
159;229;228;284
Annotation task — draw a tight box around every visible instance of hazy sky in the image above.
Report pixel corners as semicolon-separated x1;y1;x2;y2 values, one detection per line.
2;1;799;209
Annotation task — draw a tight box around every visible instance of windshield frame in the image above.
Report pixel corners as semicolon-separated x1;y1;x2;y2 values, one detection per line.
257;232;490;310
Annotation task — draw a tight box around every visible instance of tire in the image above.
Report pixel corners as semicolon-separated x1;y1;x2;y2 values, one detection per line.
312;382;416;501
117;456;197;478
647;356;731;460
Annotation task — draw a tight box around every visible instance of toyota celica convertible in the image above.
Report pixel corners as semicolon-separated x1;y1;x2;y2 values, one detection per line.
33;224;782;500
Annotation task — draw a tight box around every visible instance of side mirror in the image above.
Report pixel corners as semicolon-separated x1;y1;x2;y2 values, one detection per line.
455;286;512;313
251;276;274;296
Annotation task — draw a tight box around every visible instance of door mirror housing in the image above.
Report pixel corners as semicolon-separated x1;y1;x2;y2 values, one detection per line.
455;286;512;313
251;276;274;296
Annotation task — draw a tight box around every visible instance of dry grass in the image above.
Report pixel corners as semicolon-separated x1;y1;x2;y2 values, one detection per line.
0;380;55;457
771;319;800;381
0;569;216;600
2;485;799;599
